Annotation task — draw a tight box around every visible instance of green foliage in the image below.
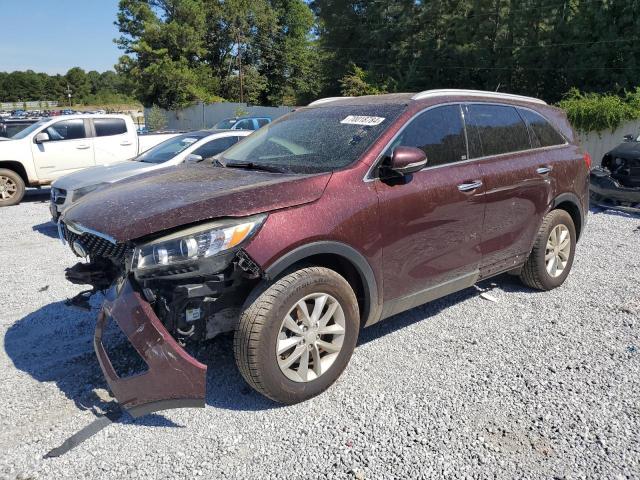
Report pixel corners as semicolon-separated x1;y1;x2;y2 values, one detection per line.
557;89;640;133
339;63;384;97
146;105;168;131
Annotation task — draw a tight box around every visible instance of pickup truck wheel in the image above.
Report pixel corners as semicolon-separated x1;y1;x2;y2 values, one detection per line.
234;266;359;404
0;169;25;207
519;209;576;291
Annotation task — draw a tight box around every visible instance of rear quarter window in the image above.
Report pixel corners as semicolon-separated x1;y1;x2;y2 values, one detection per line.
467;104;531;157
94;118;127;137
518;108;566;148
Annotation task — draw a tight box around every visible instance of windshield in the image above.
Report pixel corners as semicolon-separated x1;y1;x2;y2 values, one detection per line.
214;118;237;129
220;104;406;174
11;119;50;139
136;133;206;164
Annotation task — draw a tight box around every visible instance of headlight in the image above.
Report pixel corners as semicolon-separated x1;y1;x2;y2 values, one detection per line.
73;183;107;202
132;215;266;271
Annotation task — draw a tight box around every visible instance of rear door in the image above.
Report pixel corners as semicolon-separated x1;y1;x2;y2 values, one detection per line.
464;103;552;276
30;118;94;180
91;117;137;163
375;104;485;317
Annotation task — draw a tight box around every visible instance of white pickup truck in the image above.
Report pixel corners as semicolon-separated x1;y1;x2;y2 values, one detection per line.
0;114;178;206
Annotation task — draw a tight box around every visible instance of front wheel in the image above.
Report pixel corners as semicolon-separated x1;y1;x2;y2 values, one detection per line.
234;266;359;404
0;169;25;207
519;209;576;291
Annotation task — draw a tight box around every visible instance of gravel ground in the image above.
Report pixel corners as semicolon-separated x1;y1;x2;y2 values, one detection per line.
1;190;639;479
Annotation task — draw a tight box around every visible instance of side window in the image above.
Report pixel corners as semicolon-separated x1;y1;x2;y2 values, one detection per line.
94;118;127;137
518;108;565;148
193;136;240;158
257;118;270;127
391;104;467;167
467;104;531;156
43;119;86;141
234;119;254;130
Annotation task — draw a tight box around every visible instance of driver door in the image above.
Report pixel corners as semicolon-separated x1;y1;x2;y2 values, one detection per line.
31;119;94;181
375;104;486;317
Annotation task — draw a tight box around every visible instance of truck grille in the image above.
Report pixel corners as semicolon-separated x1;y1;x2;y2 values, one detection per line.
60;222;131;261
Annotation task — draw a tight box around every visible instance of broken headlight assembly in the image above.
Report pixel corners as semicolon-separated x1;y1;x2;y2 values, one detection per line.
131;214;266;279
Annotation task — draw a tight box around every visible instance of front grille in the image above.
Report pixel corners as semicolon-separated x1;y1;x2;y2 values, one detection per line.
51;187;67;205
61;222;131;261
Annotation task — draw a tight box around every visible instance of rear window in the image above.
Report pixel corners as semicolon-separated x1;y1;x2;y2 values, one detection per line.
221;104;406;173
257;118;270;127
518;109;566;148
94;118;127;137
467;104;531;157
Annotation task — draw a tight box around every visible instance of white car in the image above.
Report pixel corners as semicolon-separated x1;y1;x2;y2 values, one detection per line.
0;114;180;206
50;129;252;221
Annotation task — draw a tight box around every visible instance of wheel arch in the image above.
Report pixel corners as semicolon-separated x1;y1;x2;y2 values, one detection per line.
550;192;584;241
263;242;381;328
0;161;28;186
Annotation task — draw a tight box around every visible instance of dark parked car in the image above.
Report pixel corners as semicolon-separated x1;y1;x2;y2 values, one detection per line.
58;89;589;416
590;132;640;213
0;118;41;138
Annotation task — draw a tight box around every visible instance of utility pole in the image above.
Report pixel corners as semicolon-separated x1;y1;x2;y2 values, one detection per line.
236;31;244;104
65;84;73;108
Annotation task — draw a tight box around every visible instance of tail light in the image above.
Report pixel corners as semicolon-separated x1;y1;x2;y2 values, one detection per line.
584;152;592;170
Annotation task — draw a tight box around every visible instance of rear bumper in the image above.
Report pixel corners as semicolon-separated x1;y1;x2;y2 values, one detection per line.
94;279;207;418
590;169;640;213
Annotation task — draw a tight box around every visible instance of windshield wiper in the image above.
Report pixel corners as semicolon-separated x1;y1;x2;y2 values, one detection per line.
222;161;285;173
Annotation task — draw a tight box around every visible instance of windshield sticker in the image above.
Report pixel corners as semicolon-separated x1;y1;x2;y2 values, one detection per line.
340;115;386;126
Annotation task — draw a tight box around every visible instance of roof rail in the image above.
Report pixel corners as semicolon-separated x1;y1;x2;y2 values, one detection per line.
307;96;354;106
411;89;547;105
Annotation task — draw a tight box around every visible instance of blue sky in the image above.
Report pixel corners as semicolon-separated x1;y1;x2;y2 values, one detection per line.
0;0;122;74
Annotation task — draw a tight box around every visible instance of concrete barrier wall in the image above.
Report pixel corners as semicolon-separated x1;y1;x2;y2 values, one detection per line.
146;102;293;131
577;119;640;166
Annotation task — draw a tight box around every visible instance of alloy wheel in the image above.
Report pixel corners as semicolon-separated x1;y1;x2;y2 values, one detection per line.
276;293;346;383
545;224;571;278
0;175;17;200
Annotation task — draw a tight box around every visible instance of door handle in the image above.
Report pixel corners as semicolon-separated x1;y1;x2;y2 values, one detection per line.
120;141;133;146
76;145;90;150
536;166;552;175
457;180;483;192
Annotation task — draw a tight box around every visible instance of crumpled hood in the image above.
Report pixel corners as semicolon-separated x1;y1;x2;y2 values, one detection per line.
608;141;640;158
52;161;153;190
62;163;331;242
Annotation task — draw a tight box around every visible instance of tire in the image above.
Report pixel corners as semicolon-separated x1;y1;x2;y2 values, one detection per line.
234;266;360;404
0;169;25;207
519;209;576;291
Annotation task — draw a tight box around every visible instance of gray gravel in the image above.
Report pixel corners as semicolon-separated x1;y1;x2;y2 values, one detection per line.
1;190;639;479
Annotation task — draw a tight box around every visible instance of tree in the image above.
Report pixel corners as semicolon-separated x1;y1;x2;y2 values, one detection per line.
146;105;168;131
339;64;383;96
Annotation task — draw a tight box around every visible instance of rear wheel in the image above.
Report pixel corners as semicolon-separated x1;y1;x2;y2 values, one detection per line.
519;209;576;291
234;266;359;404
0;169;25;207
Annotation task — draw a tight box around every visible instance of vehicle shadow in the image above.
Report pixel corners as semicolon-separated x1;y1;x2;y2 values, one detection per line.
22;187;51;203
32;220;59;239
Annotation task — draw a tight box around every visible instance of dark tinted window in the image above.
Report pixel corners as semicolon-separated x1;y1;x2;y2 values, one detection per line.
390;105;467;167
518;108;565;148
193;136;240;158
94;118;127;137
44;119;86;141
467;104;531;156
257;118;270;127
235;119;254;130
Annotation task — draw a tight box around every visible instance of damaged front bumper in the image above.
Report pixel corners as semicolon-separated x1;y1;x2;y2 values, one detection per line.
94;278;207;418
590;168;640;214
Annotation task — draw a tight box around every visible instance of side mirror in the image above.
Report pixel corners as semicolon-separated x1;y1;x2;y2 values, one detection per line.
388;146;428;175
623;134;634;142
34;132;50;144
185;154;203;163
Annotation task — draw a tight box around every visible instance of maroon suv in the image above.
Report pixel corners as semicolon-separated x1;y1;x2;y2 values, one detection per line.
58;90;590;416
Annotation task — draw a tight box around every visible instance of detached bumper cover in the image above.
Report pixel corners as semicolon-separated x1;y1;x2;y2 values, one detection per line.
590;169;640;213
94;279;207;418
